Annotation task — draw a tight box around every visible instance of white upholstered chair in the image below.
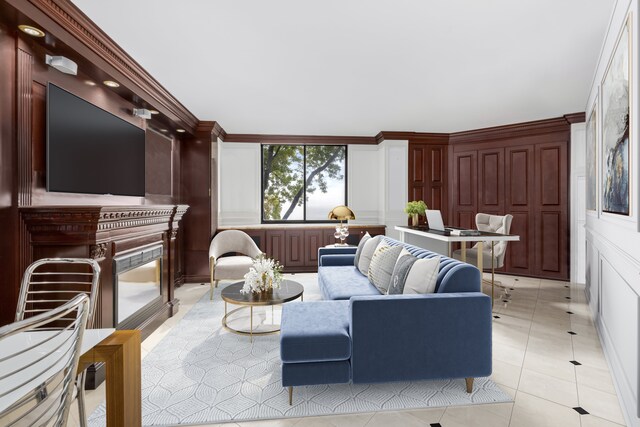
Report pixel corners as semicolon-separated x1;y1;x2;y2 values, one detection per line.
453;213;513;301
209;230;263;299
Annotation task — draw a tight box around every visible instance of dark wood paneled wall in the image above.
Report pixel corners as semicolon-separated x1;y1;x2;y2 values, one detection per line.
450;121;570;280
224;225;386;273
407;118;571;280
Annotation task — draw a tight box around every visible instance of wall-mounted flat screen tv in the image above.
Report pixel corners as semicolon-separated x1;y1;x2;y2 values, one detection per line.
47;83;145;197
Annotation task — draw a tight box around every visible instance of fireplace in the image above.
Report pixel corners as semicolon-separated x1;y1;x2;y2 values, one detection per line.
113;244;164;329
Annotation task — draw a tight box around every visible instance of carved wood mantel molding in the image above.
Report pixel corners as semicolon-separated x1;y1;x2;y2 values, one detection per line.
20;205;181;242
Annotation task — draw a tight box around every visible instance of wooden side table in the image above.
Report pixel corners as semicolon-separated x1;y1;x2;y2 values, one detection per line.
78;330;141;427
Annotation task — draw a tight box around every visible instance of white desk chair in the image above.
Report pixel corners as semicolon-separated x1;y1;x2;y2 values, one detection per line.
0;294;90;427
453;213;513;303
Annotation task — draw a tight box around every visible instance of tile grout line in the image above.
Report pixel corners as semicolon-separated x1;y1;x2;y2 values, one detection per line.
568;284;584;427
507;278;540;426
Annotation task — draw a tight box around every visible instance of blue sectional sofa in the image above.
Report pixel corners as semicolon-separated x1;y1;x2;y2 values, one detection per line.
280;237;492;405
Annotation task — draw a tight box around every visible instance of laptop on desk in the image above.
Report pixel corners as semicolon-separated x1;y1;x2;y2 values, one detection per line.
425;210;481;236
425;210;452;234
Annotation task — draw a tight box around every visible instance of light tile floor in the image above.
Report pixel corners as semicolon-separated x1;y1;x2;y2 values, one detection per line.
72;273;626;427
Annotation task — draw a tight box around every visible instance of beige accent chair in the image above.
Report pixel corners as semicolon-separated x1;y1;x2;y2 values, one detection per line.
209;230;262;299
453;213;513;301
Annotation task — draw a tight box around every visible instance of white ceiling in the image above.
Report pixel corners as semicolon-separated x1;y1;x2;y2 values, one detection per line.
72;0;615;135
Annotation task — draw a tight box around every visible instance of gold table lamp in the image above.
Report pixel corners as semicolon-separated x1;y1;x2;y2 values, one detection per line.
328;205;356;246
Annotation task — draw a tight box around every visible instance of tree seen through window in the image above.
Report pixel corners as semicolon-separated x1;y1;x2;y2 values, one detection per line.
262;145;346;222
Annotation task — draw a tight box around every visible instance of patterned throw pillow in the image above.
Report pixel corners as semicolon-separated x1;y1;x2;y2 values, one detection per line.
388;255;440;295
368;243;404;294
357;235;383;275
353;232;371;267
388;253;418;294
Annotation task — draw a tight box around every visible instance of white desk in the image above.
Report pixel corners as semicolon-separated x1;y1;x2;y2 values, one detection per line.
395;225;520;275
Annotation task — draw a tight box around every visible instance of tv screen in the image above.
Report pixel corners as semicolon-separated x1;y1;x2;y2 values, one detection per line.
47;83;145;197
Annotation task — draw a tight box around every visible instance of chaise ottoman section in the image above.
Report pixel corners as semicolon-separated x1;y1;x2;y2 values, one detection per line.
281;300;352;396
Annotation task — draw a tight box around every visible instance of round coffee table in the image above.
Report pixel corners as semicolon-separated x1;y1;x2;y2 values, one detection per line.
221;279;304;341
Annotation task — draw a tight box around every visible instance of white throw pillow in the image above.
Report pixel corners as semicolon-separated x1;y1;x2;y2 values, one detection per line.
353;232;371;267
402;256;440;294
357;236;383;275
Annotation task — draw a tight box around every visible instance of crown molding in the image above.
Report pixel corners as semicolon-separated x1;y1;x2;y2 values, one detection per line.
563;112;586;124
449;117;572;145
223;134;376;145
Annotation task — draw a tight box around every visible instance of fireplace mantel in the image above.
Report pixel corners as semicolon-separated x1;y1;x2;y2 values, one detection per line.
19;204;189;331
19;204;189;387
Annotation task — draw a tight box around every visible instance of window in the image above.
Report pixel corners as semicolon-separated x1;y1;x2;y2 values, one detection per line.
262;145;347;222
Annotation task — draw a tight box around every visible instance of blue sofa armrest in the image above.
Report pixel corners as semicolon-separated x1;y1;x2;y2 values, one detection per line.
318;247;357;267
349;292;492;384
319;254;356;266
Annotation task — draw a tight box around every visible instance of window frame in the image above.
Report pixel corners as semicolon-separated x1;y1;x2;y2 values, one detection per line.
260;144;348;224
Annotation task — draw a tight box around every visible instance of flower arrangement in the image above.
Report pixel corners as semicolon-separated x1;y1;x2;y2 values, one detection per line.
241;254;284;294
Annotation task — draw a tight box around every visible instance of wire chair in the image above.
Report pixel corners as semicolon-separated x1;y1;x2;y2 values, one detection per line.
15;258;101;427
0;294;90;426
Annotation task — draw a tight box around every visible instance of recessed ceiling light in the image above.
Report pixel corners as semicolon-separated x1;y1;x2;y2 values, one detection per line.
149;110;159;115
176;129;185;133
159;129;168;133
84;80;97;86
19;25;45;37
103;80;120;88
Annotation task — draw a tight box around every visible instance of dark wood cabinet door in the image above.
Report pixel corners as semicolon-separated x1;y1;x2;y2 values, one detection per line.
534;142;569;279
266;230;286;265
451;150;477;229
284;230;304;267
304;229;323;266
505;145;535;276
478;147;504;215
408;143;448;224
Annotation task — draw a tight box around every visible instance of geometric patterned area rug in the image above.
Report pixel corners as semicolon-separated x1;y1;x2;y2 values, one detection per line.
89;276;511;426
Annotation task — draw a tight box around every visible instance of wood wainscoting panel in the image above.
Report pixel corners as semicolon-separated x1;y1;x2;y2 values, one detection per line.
505;145;535;274
454;151;477;208
284;230;305;268
478;148;504;214
535;141;568;279
266;229;286;265
304;229;323;266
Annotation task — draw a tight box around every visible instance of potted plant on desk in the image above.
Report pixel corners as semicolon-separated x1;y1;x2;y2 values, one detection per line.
404;200;428;227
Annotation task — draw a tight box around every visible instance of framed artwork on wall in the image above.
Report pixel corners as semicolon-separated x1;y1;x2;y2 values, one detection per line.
586;96;598;212
601;14;632;216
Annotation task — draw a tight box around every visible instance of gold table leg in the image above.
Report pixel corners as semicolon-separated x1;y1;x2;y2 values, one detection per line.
250;306;253;343
461;241;467;262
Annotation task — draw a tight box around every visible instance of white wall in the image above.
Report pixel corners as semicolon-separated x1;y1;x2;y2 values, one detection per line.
570;123;587;284
584;0;640;425
377;140;409;240
217;142;261;226
217;141;408;236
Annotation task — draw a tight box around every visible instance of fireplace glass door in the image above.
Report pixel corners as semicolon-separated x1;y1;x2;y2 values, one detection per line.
114;245;163;326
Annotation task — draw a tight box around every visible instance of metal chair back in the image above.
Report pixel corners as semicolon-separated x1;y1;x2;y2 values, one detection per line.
0;294;89;427
16;258;101;329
